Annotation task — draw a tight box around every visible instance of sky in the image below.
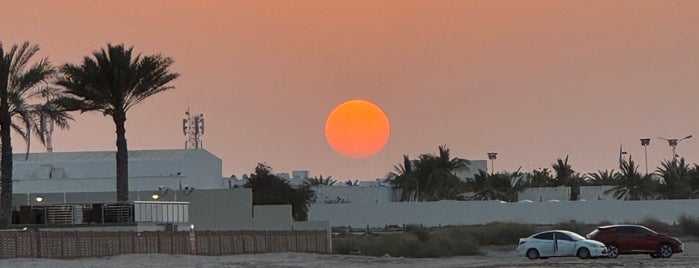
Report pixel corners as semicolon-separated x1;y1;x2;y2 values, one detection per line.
2;1;699;181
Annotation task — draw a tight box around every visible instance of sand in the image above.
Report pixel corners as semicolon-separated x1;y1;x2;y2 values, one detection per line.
1;240;697;267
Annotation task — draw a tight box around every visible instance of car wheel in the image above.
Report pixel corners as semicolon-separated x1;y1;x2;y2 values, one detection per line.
577;247;591;259
607;245;619;258
658;244;673;258
526;248;540;260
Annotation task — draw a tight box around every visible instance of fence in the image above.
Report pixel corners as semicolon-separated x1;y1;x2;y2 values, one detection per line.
0;229;328;259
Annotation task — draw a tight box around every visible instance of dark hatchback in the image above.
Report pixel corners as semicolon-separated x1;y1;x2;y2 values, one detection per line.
586;225;683;258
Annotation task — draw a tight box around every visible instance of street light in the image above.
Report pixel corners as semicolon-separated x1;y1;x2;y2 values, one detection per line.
640;138;651;174
658;135;693;163
618;144;628;169
487;153;497;175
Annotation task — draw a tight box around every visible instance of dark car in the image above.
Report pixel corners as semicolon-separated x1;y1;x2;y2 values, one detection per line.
586;225;683;258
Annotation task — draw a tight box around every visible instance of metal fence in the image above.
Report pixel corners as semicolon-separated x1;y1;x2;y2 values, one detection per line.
0;229;328;259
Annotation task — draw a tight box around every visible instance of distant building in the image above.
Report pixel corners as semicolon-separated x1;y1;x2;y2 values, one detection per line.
13;149;224;194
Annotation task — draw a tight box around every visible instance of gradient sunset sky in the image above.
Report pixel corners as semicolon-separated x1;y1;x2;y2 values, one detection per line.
2;1;699;180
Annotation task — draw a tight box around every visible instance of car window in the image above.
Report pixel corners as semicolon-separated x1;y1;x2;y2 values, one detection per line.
618;227;634;234
533;232;553;240
555;232;574;241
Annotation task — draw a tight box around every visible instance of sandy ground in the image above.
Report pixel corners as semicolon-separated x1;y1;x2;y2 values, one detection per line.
2;240;698;268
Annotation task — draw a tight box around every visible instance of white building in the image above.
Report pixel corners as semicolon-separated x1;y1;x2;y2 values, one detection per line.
13;149;224;194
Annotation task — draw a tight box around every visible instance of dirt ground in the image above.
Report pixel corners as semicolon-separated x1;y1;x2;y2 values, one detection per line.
2;238;697;268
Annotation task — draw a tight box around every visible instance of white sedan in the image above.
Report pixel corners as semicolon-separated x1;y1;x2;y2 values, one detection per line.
516;230;608;259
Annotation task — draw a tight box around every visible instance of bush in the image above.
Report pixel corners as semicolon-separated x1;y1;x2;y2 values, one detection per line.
678;214;699;236
333;226;481;258
639;216;673;235
469;222;534;245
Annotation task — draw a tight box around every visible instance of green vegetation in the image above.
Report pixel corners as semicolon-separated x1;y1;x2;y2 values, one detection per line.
55;44;179;201
243;163;315;221
0;41;71;228
334;218;698;258
387;145;469;201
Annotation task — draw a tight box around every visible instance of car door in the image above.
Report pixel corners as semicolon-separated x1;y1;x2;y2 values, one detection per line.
532;232;555;257
632;227;658;252
554;232;576;257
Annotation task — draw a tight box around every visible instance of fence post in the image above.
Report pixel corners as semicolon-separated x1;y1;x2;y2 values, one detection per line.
188;229;196;255
34;228;42;258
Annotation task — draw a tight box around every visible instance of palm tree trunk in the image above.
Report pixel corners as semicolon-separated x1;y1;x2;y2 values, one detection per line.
113;113;129;202
0;95;13;228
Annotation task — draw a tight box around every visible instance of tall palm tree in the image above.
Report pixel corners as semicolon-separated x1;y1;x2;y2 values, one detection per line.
604;157;656;200
0;41;63;227
387;155;418;201
55;44;179;201
656;158;694;199
469;169;526;202
413;145;470;201
552;155;581;200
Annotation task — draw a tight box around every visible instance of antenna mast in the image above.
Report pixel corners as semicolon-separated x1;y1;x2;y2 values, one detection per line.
183;108;204;149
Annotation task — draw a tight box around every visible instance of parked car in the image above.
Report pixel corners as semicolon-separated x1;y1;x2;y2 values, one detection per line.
586;225;683;258
517;230;608;259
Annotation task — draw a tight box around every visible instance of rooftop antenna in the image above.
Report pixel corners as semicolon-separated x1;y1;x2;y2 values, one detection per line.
40;86;55;153
183;108;205;149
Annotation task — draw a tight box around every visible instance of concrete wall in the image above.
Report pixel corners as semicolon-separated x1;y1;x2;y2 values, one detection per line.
313;185;393;204
309;199;699;227
519;186;618;202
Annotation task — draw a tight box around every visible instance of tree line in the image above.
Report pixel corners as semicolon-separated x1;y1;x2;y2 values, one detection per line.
387;145;699;203
1;41;179;228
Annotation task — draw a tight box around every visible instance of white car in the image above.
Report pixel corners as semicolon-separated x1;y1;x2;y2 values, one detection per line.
517;230;608;259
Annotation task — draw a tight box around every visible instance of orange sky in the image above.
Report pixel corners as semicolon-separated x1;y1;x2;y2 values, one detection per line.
2;1;699;180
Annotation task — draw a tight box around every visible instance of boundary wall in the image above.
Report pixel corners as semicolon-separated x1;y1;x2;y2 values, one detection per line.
0;229;328;259
309;199;699;227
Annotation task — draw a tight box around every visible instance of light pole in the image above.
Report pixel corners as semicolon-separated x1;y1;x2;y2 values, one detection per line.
658;135;693;163
618;144;628;169
487;153;497;175
640;138;650;174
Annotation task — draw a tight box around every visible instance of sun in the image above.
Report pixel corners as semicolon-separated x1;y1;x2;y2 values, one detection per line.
325;99;390;158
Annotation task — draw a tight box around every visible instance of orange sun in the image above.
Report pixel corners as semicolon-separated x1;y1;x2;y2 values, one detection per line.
325;99;390;158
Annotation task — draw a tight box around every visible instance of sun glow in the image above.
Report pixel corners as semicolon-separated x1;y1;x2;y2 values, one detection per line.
325;99;390;158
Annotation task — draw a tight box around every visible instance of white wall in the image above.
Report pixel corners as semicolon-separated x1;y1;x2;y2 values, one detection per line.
309;199;699;227
313;185;393;204
518;186;618;202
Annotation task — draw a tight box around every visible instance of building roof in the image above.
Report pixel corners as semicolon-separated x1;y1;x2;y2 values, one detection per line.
14;149;193;162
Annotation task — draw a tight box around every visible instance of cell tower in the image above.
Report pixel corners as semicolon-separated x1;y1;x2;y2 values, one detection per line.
39;86;55;152
40;114;55;152
183;109;204;149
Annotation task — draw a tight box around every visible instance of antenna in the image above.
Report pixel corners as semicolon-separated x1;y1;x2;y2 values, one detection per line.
39;86;55;152
183;108;205;149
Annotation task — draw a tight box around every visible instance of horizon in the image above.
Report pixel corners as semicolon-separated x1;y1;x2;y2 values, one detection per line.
2;1;699;181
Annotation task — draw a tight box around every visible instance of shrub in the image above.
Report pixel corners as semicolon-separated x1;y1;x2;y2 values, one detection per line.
678;214;699;236
640;216;673;235
468;222;534;245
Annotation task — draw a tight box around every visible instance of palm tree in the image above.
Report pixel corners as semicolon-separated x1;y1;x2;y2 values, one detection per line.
469;169;526;202
584;169;621;186
387;154;418;201
304;175;337;186
412;145;470;201
656;158;694;199
0;41;64;227
525;167;555;187
55;44;179;201
604;157;656;200
552;155;582;200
